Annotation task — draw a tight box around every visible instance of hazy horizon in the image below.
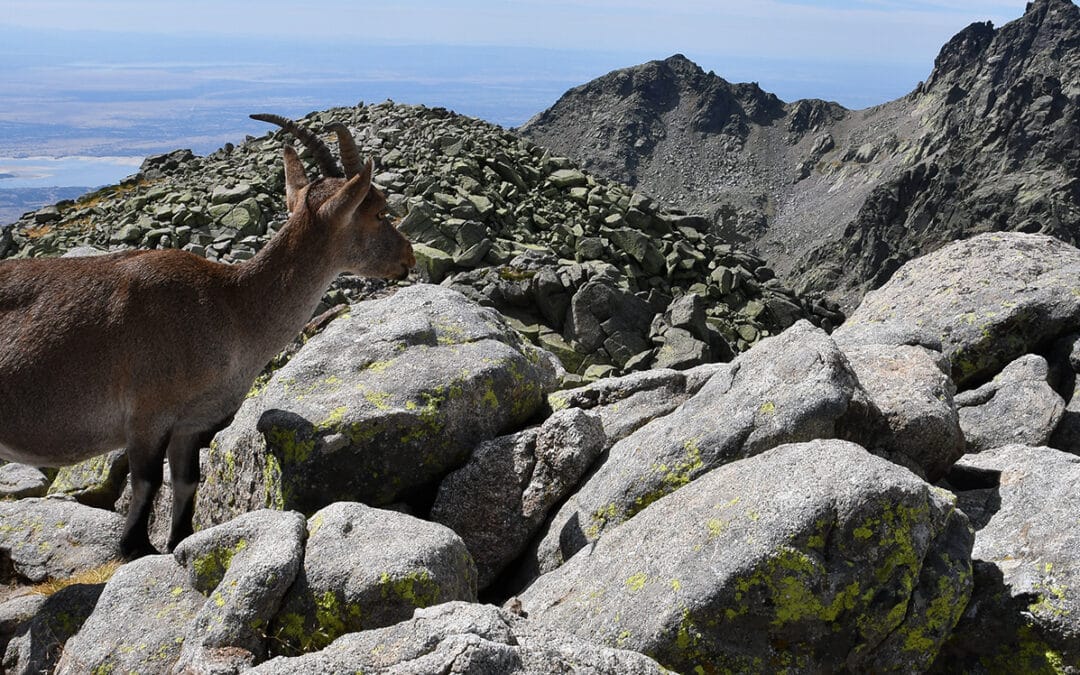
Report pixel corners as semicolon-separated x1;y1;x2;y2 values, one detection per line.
1;0;1033;199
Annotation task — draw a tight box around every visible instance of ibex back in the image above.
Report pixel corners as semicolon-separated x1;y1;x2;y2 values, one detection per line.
0;115;415;558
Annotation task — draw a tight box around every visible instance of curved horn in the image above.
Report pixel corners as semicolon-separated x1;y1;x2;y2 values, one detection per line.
249;113;343;178
325;122;364;178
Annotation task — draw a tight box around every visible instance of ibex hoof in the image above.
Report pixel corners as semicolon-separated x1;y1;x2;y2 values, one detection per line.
120;537;160;561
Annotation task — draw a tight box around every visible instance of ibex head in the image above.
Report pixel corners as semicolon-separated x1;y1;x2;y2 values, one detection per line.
251;114;416;280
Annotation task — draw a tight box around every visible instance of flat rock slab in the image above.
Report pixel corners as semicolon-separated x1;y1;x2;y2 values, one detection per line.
845;232;1080;388
0;464;49;500
520;440;973;674
547;364;721;444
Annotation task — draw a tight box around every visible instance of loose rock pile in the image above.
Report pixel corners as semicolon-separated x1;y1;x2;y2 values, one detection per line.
0;232;1078;672
1;101;839;382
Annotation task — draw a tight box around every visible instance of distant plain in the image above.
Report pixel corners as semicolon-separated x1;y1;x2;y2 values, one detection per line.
0;24;957;224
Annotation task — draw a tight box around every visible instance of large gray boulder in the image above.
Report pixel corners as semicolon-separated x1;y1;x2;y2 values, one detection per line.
955;354;1066;452
845;232;1080;388
933;445;1080;671
252;601;669;674
0;498;123;584
431;408;605;589
519;440;973;674
269;502;477;656
197;284;560;527
836;337;964;481
531;320;880;571
55;555;204;674
172;509;307;673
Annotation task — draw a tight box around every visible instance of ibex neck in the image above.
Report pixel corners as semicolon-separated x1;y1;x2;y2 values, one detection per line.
233;215;343;362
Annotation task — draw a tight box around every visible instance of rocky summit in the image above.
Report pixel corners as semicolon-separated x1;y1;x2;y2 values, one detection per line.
2;3;1080;673
521;0;1080;310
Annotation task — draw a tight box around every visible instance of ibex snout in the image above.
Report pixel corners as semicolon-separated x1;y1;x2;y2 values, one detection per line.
397;243;417;280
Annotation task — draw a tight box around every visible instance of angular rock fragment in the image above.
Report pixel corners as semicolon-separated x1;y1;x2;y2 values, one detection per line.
955;354;1065;452
431;408;604;589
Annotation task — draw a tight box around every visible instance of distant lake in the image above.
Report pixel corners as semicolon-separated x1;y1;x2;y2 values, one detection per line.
0;156;143;190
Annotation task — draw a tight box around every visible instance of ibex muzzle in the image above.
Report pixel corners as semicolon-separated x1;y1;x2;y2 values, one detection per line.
0;115;415;558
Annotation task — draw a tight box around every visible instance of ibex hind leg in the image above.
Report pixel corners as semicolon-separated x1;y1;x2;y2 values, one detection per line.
165;426;218;553
120;432;171;559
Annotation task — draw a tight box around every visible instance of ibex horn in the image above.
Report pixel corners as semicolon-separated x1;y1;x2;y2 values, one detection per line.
325;123;364;178
250;113;343;178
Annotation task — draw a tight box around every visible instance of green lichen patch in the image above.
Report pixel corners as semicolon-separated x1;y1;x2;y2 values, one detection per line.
265;426;316;466
976;624;1075;674
314;590;363;649
192;539;248;592
627;438;706;521
270;590;365;656
379;570;441;608
898;572;969;656
263;454;285;510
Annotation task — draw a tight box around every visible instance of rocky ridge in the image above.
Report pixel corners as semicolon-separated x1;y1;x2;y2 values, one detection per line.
520;0;1080;309
1;102;838;383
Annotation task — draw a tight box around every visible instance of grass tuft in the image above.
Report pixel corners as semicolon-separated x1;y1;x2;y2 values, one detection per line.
30;559;123;596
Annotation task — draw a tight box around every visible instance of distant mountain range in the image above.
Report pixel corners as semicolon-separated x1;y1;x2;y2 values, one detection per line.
521;0;1080;309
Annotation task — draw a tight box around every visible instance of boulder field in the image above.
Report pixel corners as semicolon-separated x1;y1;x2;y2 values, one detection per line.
0;231;1079;673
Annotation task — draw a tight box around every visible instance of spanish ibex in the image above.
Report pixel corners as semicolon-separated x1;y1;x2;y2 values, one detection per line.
0;114;415;558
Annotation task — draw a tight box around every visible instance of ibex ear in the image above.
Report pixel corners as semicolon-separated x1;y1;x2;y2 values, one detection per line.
317;158;373;223
283;145;309;213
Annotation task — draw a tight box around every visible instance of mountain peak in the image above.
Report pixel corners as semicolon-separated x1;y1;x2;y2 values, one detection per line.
925;0;1079;90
